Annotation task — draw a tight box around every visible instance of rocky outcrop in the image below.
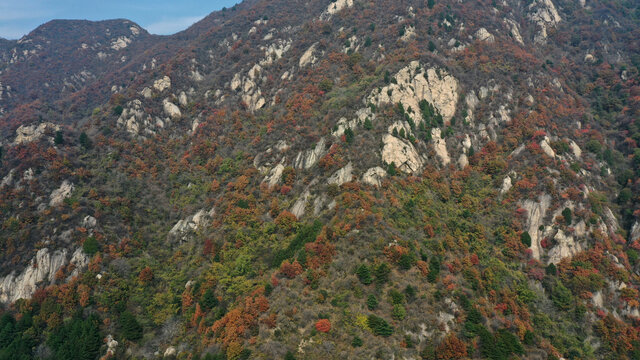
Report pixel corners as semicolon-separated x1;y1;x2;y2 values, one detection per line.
163;99;182;119
291;190;311;219
168;208;215;243
49;180;74;207
504;18;524;45
382;134;423;174
540;136;556;158
362;167;387;187
569;140;582;158
631;222;640;243
117;99;166;136
328;162;354;186
0;247;87;304
231;65;266;113
528;0;562;43
153;76;171;92
522;194;552;260
324;0;354;16
264;162;285;186
299;43;318;67
294;138;327;169
13;122;59;145
500;176;513;194
368;61;459;124
475;28;495;43
548;230;585;264
431;128;451;166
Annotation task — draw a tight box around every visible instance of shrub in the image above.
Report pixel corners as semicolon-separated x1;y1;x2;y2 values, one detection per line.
367;295;378;310
520;232;532;247
392;304;406;320
83;236;99;256
367;315;393;337
436;334;467;359
356;264;372;285
315;319;331;333
200;289;218;310
119;312;143;341
562;208;572;225
352;336;363;347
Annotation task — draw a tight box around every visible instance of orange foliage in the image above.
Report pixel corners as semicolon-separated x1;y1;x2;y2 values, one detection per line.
315;319;331;333
436;334;468;360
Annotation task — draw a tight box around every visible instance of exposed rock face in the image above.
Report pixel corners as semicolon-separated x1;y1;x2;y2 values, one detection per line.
168;208;215;243
117;99;166;136
291;190;311;219
431;128;451;166
522;194;552;260
299;43;317;67
13;122;59;145
325;0;354;16
540;136;556;158
500;176;513;194
382;134;423;174
163;99;182;119
49;180;74;207
528;0;562;43
631;222;640;243
569;140;582;158
504;18;525;45
110;36;132;50
548;230;584;264
475;28;495;42
362;167;387;187
164;347;177;357
154;76;171;92
0;247;87;304
368;61;459;124
264;163;285;186
231;65;266;113
294;138;327;169
328;162;354;186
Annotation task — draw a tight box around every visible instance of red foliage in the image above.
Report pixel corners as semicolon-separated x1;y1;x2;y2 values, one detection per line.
315;319;331;333
436;334;468;360
280;260;303;279
138;266;154;283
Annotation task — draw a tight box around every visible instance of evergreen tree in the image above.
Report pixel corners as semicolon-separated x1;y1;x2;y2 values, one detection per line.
119;311;143;341
201;288;219;310
356;264;372;285
54;130;64;145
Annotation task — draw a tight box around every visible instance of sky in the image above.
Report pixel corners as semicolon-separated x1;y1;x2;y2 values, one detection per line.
0;0;241;39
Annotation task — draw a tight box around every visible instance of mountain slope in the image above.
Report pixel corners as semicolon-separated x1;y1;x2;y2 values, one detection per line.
1;0;640;359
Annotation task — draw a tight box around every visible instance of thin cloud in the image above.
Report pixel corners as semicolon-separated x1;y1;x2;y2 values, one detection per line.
144;15;205;35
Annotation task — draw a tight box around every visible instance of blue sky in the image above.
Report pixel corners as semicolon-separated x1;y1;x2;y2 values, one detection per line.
0;0;241;39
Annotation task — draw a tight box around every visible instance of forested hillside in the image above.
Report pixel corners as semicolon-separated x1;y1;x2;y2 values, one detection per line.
1;0;640;359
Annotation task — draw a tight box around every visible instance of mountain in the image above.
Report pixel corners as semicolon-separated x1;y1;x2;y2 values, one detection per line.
1;0;640;359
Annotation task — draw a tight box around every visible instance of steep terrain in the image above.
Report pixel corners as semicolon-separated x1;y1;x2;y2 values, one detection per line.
1;0;640;359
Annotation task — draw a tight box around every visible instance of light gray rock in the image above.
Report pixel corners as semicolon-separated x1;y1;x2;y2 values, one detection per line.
164;347;177;357
382;134;423;174
163;99;181;119
294;138;327;169
368;61;459;124
82;216;97;229
500;176;513;194
362;167;387;187
548;230;584;264
528;0;562;43
153;76;171;92
631;222;640;243
324;0;354;16
168;208;215;243
291;191;311;219
49;180;74;207
540;136;556;158
13;122;59;145
431;128;451;166
0;247;88;304
475;28;495;42
264;162;285;186
328;162;353;186
299;43;317;67
522;194;552;260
